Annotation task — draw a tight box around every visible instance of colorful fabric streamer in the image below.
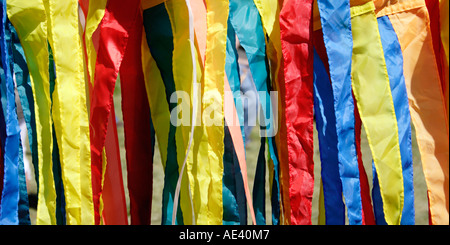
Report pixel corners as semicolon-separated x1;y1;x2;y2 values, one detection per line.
0;0;447;226
375;0;449;225
0;1;20;224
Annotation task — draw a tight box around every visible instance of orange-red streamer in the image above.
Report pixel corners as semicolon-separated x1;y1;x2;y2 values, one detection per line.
279;0;315;225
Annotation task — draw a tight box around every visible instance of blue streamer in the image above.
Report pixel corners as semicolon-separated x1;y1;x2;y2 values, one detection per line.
313;48;346;225
374;16;415;225
316;0;362;225
0;0;21;225
10;22;31;225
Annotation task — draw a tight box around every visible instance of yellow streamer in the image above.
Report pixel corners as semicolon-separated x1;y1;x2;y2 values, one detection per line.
350;0;404;225
190;0;228;225
141;28;171;171
384;0;449;225
43;0;88;225
7;0;57;225
165;0;197;225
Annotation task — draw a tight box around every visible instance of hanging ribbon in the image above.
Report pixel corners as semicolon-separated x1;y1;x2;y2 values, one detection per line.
0;0;23;225
165;0;198;226
353;96;376;225
316;0;363;225
350;0;404;225
11;22;33;225
279;0;315;225
7;0;57;225
42;0;91;225
223;20;247;225
119;6;154;225
143;2;184;225
371;15;415;225
312;47;345;225
89;0;141;225
375;0;449;225
101;107;128;225
425;0;447;115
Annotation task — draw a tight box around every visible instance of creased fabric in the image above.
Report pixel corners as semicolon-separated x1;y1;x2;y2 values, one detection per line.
313;47;345;225
350;0;404;225
89;0;141;225
7;0;57;225
0;2;20;224
377;0;449;225
316;0;363;225
372;15;415;225
119;6;154;226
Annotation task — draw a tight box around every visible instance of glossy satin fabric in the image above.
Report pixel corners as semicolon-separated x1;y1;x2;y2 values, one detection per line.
0;2;20;224
119;7;154;225
351;1;405;225
313;48;346;225
425;0;448;116
316;0;363;225
143;3;183;225
7;0;57;225
42;0;93;225
194;0;227;225
279;0;315;225
372;15;415;225
226;0;273;225
11;24;32;225
89;0;141;225
252;0;287;224
102;107;128;225
224;20;246;225
375;0;449;225
165;0;197;225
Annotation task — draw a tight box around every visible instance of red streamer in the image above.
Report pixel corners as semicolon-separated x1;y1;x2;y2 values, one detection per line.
89;0;141;225
119;9;154;225
279;0;315;225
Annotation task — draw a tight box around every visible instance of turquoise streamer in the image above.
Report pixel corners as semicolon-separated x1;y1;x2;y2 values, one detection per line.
10;22;31;225
229;0;280;225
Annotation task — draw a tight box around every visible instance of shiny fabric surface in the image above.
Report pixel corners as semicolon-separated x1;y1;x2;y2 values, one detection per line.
279;0;315;225
316;0;363;225
7;0;57;225
0;2;20;224
383;0;449;225
350;1;404;225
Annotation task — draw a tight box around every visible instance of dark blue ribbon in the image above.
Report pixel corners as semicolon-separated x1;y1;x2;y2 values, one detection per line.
316;0;363;225
313;48;346;225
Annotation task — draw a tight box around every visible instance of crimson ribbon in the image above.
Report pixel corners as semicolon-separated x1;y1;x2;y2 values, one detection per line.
279;0;315;224
119;8;154;225
89;0;141;225
425;0;445;89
